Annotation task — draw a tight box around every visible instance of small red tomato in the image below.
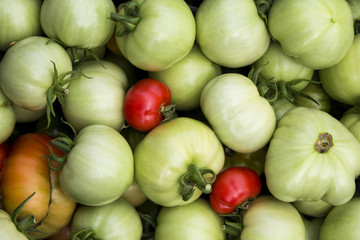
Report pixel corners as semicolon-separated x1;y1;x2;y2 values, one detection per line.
209;167;262;214
124;78;174;132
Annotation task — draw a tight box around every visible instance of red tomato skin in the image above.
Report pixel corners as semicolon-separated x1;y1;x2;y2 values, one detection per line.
124;78;172;132
0;142;10;182
209;167;262;214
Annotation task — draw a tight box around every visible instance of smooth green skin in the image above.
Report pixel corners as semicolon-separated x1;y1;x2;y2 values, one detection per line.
271;96;296;123
0;0;42;51
40;0;115;48
294;83;332;113
0;36;73;111
319;34;360;105
195;0;270;68
293;200;333;218
71;198;142;240
62;60;128;132
302;216;324;240
155;198;226;240
269;0;354;69
149;43;222;111
59;124;134;206
241;195;306;240
319;197;360;240
348;0;360;20
265;107;360;206
340;106;360;143
0;89;15;144
254;41;314;91
200;73;276;154
13;104;46;123
115;0;196;71
0;210;28;240
134;117;225;207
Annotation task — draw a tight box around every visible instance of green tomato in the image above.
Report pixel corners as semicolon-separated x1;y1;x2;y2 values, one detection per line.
319;34;360;105
265;107;360;206
0;89;15;144
348;0;360;20
240;195;306;240
271;96;296;123
222;146;267;176
149;43;222;111
254;41;314;91
320;197;360;240
0;210;28;240
293;200;333;218
340;106;360;143
62;60;128;132
269;0;354;69
302;216;324;240
114;0;196;71
13;104;46;123
71;198;142;240
59;124;134;206
121;179;147;207
134;117;224;207
0;36;72;111
155;198;226;240
200;73;276;154
294;82;332;113
40;0;116;49
0;0;42;51
195;0;270;68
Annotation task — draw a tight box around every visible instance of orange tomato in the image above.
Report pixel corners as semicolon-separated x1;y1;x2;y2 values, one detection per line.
0;132;76;237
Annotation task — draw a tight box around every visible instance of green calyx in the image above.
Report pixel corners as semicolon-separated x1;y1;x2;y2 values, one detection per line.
178;163;216;201
111;1;141;37
248;63;320;105
70;229;98;240
159;104;176;122
254;0;273;25
220;212;244;239
46;61;82;129
45;122;77;171
11;192;49;240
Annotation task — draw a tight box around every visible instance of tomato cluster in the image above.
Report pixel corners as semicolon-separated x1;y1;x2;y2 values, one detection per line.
1;0;360;239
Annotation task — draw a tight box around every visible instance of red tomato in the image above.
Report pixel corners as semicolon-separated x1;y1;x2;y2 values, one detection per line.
123;78;174;132
0;142;9;183
209;167;262;214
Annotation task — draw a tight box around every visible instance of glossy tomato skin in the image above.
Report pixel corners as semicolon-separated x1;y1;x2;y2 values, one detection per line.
1;133;55;221
124;78;172;132
0;132;76;236
0;0;43;51
155;198;226;240
209;167;262;214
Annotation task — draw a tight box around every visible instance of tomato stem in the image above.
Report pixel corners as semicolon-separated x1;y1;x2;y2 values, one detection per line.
70;229;98;240
159;104;176;122
45;133;75;171
315;133;333;153
178;163;216;201
111;1;141;37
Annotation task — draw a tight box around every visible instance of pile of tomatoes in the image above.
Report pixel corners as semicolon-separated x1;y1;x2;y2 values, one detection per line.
1;0;360;239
